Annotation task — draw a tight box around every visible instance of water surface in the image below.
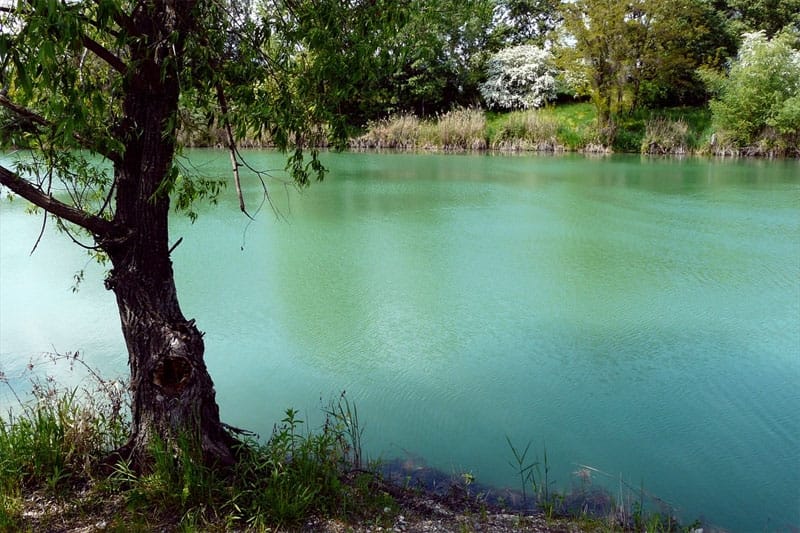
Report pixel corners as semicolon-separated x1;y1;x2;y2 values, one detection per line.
1;151;798;530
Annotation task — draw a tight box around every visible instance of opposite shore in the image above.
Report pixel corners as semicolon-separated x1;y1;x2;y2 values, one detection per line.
179;103;799;159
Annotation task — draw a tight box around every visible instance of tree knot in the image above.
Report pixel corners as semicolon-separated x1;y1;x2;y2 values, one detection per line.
152;355;192;397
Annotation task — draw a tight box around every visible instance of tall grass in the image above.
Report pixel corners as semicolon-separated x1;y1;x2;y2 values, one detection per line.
0;359;128;494
351;114;421;149
641;117;690;155
0;356;129;530
355;103;601;152
0;357;392;531
354;103;723;155
354;108;489;151
430;108;488;151
492;111;562;152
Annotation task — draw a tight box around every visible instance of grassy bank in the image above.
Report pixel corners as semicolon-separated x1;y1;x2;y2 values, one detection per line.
0;361;394;531
178;101;796;157
352;104;726;156
1;357;701;532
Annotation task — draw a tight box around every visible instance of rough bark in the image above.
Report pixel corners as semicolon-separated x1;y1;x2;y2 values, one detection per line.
99;0;235;468
0;0;238;469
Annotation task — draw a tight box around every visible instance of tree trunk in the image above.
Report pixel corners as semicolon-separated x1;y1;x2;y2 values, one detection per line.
103;99;236;468
100;0;234;468
104;248;235;468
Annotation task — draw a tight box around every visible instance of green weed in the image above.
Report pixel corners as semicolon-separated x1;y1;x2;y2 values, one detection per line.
0;372;127;496
504;435;537;504
1;356;392;531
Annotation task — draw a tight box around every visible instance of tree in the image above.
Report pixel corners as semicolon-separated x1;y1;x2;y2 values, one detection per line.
493;0;562;47
479;45;557;109
376;0;500;116
559;0;734;126
712;0;800;37
704;30;800;147
623;0;735;108
0;0;404;467
559;0;630;126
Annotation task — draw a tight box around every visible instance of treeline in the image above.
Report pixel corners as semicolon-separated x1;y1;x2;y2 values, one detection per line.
345;0;799;155
175;0;799;156
1;0;797;156
335;0;797;119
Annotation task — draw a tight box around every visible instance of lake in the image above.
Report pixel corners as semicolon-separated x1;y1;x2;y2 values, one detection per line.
1;151;798;530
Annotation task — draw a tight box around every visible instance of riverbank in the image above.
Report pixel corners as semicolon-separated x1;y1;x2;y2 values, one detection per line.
12;477;590;532
6;455;696;533
350;104;797;157
0;363;701;532
179;103;798;158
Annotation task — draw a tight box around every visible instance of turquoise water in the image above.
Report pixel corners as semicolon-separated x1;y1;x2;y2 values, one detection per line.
1;151;798;530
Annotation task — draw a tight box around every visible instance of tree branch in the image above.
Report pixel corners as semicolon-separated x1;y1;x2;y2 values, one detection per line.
0;94;122;164
0;94;49;129
82;35;128;75
89;0;137;36
0;164;115;238
215;83;253;219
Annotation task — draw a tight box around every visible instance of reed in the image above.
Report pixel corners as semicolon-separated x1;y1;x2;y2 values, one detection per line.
492;110;563;152
641;117;690;155
431;108;488;151
503;438;700;531
352;114;421;149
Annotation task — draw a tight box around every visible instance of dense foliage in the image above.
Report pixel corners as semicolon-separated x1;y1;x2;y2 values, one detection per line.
0;0;410;469
2;0;797;140
559;0;736;127
348;0;797;148
704;30;800;151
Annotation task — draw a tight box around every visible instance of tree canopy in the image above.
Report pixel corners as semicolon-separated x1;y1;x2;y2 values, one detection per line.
713;0;800;37
558;0;737;126
0;0;407;466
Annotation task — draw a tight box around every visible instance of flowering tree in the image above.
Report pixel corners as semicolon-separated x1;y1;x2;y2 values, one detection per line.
479;45;556;109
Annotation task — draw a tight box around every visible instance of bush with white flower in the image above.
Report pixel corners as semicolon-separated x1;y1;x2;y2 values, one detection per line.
480;45;557;110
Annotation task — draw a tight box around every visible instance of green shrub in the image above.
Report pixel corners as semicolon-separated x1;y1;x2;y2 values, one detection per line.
704;30;800;153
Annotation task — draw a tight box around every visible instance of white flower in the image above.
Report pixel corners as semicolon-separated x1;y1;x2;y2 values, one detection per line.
480;45;558;110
